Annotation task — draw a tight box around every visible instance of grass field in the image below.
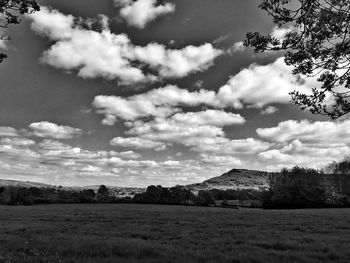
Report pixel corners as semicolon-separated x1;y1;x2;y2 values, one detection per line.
1;204;350;262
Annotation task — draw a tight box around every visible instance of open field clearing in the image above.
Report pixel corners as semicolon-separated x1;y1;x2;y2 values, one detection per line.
1;204;350;262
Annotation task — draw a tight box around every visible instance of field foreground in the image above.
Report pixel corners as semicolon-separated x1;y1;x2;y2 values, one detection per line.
1;205;350;263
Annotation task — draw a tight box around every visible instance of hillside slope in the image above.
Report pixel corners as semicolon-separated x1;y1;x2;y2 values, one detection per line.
187;168;273;191
0;179;145;197
0;179;54;188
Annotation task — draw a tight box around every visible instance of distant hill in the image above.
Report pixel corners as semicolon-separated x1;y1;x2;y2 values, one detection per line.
0;179;55;188
186;168;274;192
0;179;144;197
66;185;145;197
0;168;273;194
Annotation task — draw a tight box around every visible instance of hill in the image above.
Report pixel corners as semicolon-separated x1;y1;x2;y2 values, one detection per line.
0;179;54;188
186;168;273;192
0;179;144;197
0;168;273;194
67;185;145;198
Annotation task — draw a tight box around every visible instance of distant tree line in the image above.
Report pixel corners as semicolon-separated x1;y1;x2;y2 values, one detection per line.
133;185;197;205
0;185;134;205
133;185;264;206
0;183;264;207
204;188;262;201
3;157;350;208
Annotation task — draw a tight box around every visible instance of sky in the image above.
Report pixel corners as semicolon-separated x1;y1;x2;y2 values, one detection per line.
0;0;347;187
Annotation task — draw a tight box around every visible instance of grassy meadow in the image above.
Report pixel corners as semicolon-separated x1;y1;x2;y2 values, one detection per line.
1;204;350;262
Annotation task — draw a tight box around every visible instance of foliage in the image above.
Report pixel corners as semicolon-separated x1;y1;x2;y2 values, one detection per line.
245;0;350;118
78;189;96;203
0;185;117;205
323;156;350;174
133;185;197;205
96;185;110;202
202;189;263;201
264;166;350;208
196;190;215;206
0;0;40;62
321;157;350;202
0;187;34;205
267;167;327;208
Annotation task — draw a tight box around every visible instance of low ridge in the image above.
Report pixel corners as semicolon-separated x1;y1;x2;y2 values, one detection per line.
187;168;273;192
0;168;274;193
0;179;54;188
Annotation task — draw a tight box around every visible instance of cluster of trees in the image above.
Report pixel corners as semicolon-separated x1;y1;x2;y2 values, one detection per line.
205;189;262;201
0;185;131;205
134;185;204;206
322;156;350;175
263;164;350;208
0;183;265;207
133;185;264;206
0;184;221;207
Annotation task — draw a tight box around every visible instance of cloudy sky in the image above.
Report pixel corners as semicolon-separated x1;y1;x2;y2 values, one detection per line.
0;0;346;187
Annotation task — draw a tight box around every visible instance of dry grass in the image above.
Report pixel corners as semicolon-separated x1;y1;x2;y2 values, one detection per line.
1;204;350;262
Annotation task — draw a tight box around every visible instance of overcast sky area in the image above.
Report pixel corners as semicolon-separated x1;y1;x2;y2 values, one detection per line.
0;0;346;187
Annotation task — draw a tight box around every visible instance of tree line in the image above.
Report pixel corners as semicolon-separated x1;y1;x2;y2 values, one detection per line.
263;159;350;208
0;185;133;205
0;184;263;207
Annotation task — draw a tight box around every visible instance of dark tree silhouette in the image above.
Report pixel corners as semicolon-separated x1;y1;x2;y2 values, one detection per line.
245;0;350;118
78;189;96;203
323;156;350;174
133;185;197;205
97;185;110;202
0;0;40;62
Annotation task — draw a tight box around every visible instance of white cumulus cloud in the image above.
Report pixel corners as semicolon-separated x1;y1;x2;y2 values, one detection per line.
170;110;245;127
93;57;320;126
0;127;19;137
28;7;221;84
93;85;221;124
124;111;250;155
116;0;175;28
257;119;350;145
216;57;315;109
0;138;35;147
110;136;167;150
261;106;279;115
256;119;350;170
109;150;141;159
29;121;83;140
131;43;221;78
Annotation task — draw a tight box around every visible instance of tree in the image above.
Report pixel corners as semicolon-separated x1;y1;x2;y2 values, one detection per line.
133;185;197;205
0;0;40;63
323;156;350;174
0;187;34;205
245;0;350;118
97;185;110;202
266;166;328;208
78;189;96;203
322;157;350;201
197;191;215;206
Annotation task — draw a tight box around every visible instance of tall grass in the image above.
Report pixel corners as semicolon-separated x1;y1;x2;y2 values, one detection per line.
1;204;350;262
